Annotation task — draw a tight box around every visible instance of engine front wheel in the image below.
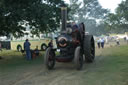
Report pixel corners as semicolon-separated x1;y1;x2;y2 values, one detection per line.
74;46;83;70
44;47;55;70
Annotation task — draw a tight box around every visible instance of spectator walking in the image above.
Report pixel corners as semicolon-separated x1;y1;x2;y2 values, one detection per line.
97;38;101;48
124;37;126;41
116;38;120;45
101;38;105;48
24;39;31;60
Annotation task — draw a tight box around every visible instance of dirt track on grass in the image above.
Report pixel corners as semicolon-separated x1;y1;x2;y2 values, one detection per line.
5;49;103;85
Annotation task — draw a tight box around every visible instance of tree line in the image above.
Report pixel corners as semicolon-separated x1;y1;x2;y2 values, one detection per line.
0;0;128;37
104;0;128;34
0;0;64;37
69;0;128;35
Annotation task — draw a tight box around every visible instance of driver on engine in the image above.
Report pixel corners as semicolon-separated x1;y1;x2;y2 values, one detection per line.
72;22;79;31
71;22;81;44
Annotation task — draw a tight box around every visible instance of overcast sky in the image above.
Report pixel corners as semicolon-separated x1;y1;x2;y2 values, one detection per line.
64;0;124;13
98;0;124;12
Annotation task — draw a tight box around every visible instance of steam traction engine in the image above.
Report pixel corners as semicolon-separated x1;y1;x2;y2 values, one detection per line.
44;5;95;70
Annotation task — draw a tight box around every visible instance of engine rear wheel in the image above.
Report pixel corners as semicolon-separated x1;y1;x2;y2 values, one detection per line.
44;47;55;70
74;46;83;70
84;35;95;62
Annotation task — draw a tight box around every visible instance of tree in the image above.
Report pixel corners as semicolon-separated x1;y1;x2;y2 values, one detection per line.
104;0;128;33
69;0;109;35
0;0;64;36
68;0;82;20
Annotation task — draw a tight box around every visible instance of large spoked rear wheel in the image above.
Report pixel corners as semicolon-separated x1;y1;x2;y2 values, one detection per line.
44;47;55;70
84;35;95;62
74;46;83;70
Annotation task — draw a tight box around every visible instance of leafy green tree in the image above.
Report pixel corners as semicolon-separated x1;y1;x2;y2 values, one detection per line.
69;0;109;35
68;0;82;20
104;0;128;33
0;0;64;36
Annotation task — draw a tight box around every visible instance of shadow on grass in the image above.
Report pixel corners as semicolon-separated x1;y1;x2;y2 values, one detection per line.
0;50;44;72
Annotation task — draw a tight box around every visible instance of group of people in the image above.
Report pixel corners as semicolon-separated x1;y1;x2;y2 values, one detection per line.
24;39;53;60
97;38;105;49
97;36;128;48
24;39;41;60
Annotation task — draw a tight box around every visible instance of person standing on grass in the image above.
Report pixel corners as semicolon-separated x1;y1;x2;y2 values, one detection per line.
116;37;120;46
101;38;105;48
124;37;126;41
24;39;31;60
97;38;101;49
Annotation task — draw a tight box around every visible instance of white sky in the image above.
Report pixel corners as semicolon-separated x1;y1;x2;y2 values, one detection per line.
98;0;124;12
64;0;124;13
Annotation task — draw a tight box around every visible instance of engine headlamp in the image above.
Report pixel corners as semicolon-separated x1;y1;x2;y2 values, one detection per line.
58;37;67;47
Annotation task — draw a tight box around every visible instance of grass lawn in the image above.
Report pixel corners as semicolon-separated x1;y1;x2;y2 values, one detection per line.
0;45;128;85
0;50;44;68
79;45;128;85
0;50;44;80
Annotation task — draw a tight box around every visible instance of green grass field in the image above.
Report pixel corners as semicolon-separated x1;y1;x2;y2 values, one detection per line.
0;45;128;85
0;50;44;85
79;45;128;85
0;50;44;74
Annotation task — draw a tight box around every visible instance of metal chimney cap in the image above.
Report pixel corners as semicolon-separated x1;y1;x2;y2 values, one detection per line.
61;7;67;10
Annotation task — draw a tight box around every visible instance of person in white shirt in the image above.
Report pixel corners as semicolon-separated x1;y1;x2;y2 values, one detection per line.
116;38;120;45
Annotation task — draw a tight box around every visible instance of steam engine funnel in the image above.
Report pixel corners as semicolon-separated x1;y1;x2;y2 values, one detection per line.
61;4;67;31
